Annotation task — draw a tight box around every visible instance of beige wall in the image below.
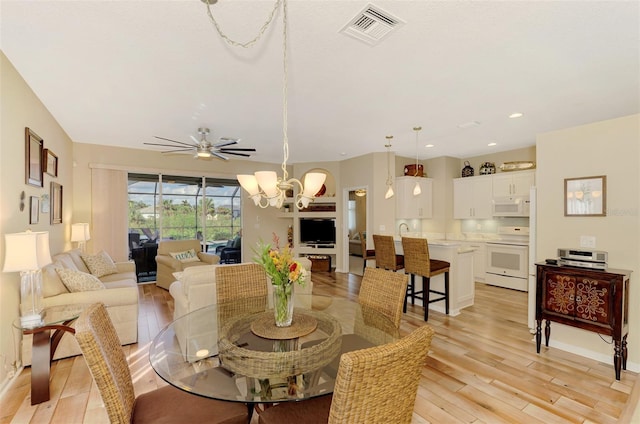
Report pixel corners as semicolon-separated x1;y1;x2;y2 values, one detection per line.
536;114;640;369
0;52;74;389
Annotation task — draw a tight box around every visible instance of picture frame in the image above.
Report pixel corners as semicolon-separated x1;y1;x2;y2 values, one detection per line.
564;175;606;217
41;193;50;214
50;182;63;224
30;196;39;224
44;149;58;177
25;127;44;187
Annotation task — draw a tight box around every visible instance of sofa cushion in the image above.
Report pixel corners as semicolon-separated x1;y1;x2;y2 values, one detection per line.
42;261;70;297
169;249;200;263
56;268;106;292
54;253;79;271
81;251;118;277
65;249;92;273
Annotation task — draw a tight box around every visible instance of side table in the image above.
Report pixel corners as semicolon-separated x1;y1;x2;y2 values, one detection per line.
13;304;89;405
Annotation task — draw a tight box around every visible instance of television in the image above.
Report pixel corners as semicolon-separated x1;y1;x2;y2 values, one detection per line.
300;218;336;245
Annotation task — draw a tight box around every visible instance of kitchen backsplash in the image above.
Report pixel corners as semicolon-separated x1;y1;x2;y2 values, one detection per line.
460;217;529;235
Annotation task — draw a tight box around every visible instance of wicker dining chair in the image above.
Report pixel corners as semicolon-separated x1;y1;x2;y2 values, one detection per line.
401;237;450;321
257;324;435;424
372;234;404;271
358;267;408;328
358;231;375;273
215;262;268;302
74;303;248;424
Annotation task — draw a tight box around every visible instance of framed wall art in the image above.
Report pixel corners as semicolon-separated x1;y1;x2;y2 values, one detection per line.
41;193;50;214
25;127;44;187
30;196;39;224
51;182;63;224
564;175;606;217
44;149;58;177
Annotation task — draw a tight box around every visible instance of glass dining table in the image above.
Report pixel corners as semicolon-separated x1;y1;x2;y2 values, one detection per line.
149;293;399;408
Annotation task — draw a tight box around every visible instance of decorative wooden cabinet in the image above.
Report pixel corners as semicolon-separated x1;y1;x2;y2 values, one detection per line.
535;263;631;380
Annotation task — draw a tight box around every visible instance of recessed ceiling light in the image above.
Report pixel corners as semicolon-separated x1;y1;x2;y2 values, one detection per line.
425;144;434;148
509;112;524;118
488;142;497;147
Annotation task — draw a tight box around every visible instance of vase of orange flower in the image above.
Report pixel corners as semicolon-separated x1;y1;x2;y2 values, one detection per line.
256;234;307;327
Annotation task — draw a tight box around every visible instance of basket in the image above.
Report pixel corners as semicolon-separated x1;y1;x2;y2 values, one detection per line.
403;164;424;177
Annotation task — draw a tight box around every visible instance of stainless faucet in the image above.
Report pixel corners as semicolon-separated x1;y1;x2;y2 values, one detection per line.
398;223;409;235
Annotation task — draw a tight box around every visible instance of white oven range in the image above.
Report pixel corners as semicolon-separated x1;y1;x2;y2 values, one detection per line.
485;227;529;291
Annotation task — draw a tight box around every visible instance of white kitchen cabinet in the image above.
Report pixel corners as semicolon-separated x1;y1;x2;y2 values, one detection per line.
492;170;535;197
453;175;493;219
396;176;433;219
460;241;486;282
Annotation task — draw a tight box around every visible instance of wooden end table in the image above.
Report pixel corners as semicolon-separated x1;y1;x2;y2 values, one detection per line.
13;304;89;405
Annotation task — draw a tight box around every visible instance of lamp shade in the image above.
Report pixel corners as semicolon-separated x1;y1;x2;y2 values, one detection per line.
3;231;52;272
71;223;91;242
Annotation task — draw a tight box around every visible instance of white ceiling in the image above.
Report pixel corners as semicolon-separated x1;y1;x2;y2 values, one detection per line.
2;0;639;165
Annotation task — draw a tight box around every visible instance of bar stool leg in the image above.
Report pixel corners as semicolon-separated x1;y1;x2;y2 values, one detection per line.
424;277;431;321
411;274;416;305
445;271;450;315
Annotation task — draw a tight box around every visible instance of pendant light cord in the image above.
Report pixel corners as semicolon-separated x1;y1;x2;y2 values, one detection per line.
414;126;422;176
205;0;290;182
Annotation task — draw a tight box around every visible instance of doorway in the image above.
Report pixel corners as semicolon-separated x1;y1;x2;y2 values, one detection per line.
344;187;369;276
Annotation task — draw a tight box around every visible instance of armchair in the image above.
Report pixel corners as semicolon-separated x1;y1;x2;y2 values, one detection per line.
215;235;241;264
155;239;219;290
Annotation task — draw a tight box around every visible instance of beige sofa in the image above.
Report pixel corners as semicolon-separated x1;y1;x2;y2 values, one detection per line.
22;249;138;366
155;239;220;290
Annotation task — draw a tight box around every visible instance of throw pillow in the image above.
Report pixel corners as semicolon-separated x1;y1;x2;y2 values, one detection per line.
56;268;106;292
81;251;118;277
169;249;200;263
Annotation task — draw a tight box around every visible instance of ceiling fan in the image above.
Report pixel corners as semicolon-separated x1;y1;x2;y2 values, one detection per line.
144;127;256;161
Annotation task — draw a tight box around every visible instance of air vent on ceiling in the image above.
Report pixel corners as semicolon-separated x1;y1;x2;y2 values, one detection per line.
339;4;405;46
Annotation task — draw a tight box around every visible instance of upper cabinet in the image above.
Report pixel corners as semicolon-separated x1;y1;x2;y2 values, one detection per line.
396;176;433;219
492;170;535;197
453;175;493;219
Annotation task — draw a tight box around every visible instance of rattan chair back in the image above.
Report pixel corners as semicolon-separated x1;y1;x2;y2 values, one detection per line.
372;234;403;271
402;237;449;278
328;324;435;424
358;268;407;328
215;263;268;302
75;303;137;424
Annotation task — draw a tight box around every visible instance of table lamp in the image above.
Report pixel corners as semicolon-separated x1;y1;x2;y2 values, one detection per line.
71;223;90;252
3;230;52;327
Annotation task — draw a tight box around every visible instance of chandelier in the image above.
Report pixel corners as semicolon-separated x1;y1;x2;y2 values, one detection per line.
204;0;326;209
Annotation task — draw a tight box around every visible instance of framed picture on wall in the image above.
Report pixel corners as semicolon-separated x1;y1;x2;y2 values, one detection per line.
564;175;607;216
44;149;58;177
41;193;50;214
25;127;44;187
51;182;63;224
30;196;39;224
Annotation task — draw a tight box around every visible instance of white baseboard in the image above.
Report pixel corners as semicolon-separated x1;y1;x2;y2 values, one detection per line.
0;366;24;401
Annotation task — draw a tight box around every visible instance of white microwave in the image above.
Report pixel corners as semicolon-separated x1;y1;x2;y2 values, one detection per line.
492;196;530;217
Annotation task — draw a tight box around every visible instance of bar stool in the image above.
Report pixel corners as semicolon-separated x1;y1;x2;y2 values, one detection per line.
372;234;404;271
359;231;376;273
401;237;450;321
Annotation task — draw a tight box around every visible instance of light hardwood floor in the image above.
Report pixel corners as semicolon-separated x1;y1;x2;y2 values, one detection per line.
1;272;638;423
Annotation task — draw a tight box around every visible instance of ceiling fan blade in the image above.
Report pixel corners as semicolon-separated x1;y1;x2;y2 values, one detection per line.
153;136;197;148
161;148;195;153
223;152;251;157
190;135;200;144
145;142;194;148
219;147;256;152
212;152;229;161
213;138;239;148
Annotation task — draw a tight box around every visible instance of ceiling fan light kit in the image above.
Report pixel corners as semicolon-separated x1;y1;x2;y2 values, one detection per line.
205;0;326;210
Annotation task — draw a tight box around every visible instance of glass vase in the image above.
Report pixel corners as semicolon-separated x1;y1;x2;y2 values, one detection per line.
272;283;294;327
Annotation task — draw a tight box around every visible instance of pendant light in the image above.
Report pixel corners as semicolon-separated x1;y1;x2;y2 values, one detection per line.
412;126;422;196
204;0;326;209
385;135;394;199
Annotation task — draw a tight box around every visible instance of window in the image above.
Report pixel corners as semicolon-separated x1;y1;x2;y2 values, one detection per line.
128;173;241;250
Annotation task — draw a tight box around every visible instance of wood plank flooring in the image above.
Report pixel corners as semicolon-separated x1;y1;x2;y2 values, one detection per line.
1;272;638;423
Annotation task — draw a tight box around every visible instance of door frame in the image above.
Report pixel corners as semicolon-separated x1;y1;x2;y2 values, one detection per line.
342;185;370;274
